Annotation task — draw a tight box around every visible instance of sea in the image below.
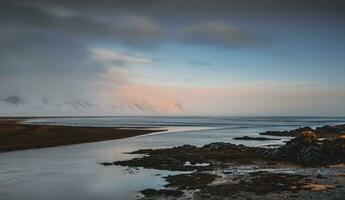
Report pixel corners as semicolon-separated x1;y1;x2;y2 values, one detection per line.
1;116;345;200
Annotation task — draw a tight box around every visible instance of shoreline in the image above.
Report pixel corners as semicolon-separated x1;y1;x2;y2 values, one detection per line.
0;118;166;153
103;125;345;199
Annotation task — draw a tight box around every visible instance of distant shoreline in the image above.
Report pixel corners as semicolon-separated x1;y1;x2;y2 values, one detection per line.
0;118;166;153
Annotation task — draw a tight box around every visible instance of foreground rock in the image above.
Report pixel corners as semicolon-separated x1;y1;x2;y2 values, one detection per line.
260;124;345;138
233;136;279;141
103;143;266;171
101;128;345;199
139;171;344;199
259;131;345;166
102;131;345;169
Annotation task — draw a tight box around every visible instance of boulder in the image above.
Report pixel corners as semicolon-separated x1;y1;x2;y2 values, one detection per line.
337;134;345;140
300;130;318;140
260;124;345;138
259;133;329;165
323;138;345;163
260;127;314;137
297;145;329;165
202;142;237;150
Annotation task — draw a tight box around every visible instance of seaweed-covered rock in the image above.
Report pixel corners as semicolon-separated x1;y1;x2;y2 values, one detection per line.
259;130;345;166
140;189;183;197
323;137;345;163
297;145;329;165
233;136;279;141
260;127;314;137
202;142;237;150
111;142;263;171
260;124;345;138
316;125;345;137
104;127;345;170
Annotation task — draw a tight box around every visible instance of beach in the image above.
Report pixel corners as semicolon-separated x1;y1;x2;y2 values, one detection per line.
0;117;165;152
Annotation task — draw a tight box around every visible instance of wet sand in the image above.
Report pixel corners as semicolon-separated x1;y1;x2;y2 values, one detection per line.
0;117;165;152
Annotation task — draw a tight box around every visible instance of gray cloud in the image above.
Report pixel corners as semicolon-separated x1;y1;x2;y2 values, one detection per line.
1;0;342;74
2;0;343;50
0;0;271;94
178;22;267;48
12;0;345;16
110;15;167;47
0;2;167;48
2;96;23;105
0;32;101;76
0;3;166;102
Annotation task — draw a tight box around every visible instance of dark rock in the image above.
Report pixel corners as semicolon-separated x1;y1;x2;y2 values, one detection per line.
297;145;329;165
100;162;114;166
316;125;345;137
103;126;345;170
323;137;345;162
111;142;263;171
259;131;345;166
202;142;237;150
140;171;337;199
140;188;183;197
194;171;312;198
265;134;323;165
177;144;198;150
165;172;220;190
260;127;314;137
233;136;279;141
317;173;326;179
260;124;345;138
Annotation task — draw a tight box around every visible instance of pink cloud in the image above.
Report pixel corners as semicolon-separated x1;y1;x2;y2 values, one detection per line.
113;83;345;116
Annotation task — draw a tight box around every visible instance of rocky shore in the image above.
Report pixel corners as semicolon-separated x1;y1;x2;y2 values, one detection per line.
260;124;345;138
102;126;345;199
259;131;345;166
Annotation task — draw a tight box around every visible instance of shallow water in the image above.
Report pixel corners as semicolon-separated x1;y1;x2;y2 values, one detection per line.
1;116;345;200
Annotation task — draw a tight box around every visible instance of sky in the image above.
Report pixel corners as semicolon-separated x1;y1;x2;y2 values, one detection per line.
0;0;345;116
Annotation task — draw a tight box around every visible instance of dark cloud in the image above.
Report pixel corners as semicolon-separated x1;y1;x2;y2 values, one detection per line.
0;2;167;48
11;0;345;15
2;96;23;105
0;0;342;75
2;0;343;48
0;1;167;100
0;32;101;76
110;16;167;47
2;0;342;53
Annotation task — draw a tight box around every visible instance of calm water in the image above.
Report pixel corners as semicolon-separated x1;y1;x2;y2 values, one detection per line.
1;116;345;200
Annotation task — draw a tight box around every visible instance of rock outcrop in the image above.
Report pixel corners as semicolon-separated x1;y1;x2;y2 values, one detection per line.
260;124;345;138
233;136;279;141
103;129;345;170
259;131;345;166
